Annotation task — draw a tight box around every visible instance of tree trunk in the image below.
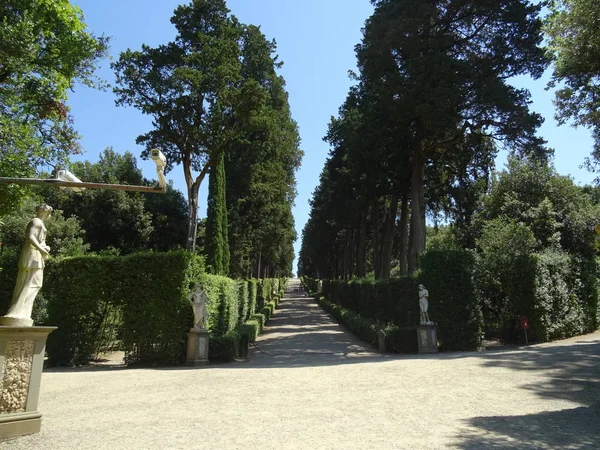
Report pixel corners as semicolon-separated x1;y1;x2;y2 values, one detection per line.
257;249;262;279
372;199;381;278
343;232;349;280
186;182;199;251
356;210;367;277
398;190;409;276
380;194;399;279
408;151;426;273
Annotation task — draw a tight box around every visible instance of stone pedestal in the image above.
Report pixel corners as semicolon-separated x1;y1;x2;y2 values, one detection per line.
417;324;438;353
186;329;209;366
0;326;56;439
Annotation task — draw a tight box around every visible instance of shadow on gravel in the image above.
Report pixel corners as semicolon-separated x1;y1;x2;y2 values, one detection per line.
453;339;600;449
454;403;600;450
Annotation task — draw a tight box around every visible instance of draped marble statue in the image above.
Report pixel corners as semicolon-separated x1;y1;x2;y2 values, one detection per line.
188;286;210;331
1;204;53;327
418;284;432;325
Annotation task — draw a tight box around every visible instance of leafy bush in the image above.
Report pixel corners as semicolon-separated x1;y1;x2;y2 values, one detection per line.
197;274;239;337
237;280;250;324
239;319;260;342
251;313;266;333
209;329;239;362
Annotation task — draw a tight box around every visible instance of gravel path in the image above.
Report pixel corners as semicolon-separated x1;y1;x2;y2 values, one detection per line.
3;280;599;449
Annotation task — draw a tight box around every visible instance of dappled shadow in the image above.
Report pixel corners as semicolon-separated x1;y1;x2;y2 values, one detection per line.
454;403;600;449
452;336;600;449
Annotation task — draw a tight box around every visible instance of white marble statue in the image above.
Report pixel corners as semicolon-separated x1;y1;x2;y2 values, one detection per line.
418;284;432;324
150;148;167;189
188;286;210;331
1;204;53;326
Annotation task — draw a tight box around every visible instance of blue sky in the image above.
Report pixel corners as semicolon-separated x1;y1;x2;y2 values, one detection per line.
68;0;595;272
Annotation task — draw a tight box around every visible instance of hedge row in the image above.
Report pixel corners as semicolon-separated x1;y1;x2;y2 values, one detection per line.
317;296;418;353
321;250;484;351
39;249;284;366
44;250;202;366
477;250;599;343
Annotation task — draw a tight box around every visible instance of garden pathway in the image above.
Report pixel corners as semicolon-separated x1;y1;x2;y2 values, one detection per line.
2;280;599;449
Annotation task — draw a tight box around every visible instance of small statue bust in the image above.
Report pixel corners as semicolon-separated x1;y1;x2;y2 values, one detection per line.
418;284;432;324
1;204;53;327
188;286;210;332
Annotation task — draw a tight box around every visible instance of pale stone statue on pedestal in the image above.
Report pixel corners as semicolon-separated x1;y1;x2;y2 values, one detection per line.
188;286;210;331
418;284;432;325
0;204;53;327
187;286;210;366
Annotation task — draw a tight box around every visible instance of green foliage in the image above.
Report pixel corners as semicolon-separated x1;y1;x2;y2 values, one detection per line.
36;148;188;254
205;153;230;275
318;295;418;353
209;330;240;363
197;274;239;337
247;279;258;315
546;0;600;166
251;313;266;333
421;251;484;351
0;0;109;216
237;280;250;324
324;277;420;327
44;250;202;366
239;319;260;342
426;227;459;252
44;256;123;366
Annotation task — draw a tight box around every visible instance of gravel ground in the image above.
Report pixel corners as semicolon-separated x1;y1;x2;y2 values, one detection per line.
2;280;599;449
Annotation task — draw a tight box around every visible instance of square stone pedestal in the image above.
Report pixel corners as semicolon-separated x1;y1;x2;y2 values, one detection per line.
417;324;438;353
186;329;209;366
0;326;56;440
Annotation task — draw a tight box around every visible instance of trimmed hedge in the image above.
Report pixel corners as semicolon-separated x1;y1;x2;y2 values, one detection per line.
478;250;599;343
42;253;283;366
321;250;483;352
45;250;202;366
421;250;484;351
239;319;260;342
317;296;417;353
324;277;420;326
248;279;258;315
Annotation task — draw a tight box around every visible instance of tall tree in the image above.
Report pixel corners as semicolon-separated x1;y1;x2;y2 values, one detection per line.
112;0;242;250
357;0;549;272
205;152;229;275
0;0;108;216
224;25;302;278
546;0;600;171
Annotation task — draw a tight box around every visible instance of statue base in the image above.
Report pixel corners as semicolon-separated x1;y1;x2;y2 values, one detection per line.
0;317;34;327
186;329;209;366
0;326;56;440
417;324;438;353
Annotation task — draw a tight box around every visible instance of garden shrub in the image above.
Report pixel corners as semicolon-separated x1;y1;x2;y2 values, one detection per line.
247;279;258;315
239;319;260;342
237;280;250;325
44;250;203;366
209;329;240;362
118;251;202;366
251;313;266;333
44;255;123;366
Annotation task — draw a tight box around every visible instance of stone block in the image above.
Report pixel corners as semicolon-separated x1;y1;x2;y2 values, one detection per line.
186;329;209;366
0;326;55;440
417;324;438;353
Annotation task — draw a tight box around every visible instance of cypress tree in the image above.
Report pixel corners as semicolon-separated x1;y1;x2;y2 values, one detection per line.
205;152;230;275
